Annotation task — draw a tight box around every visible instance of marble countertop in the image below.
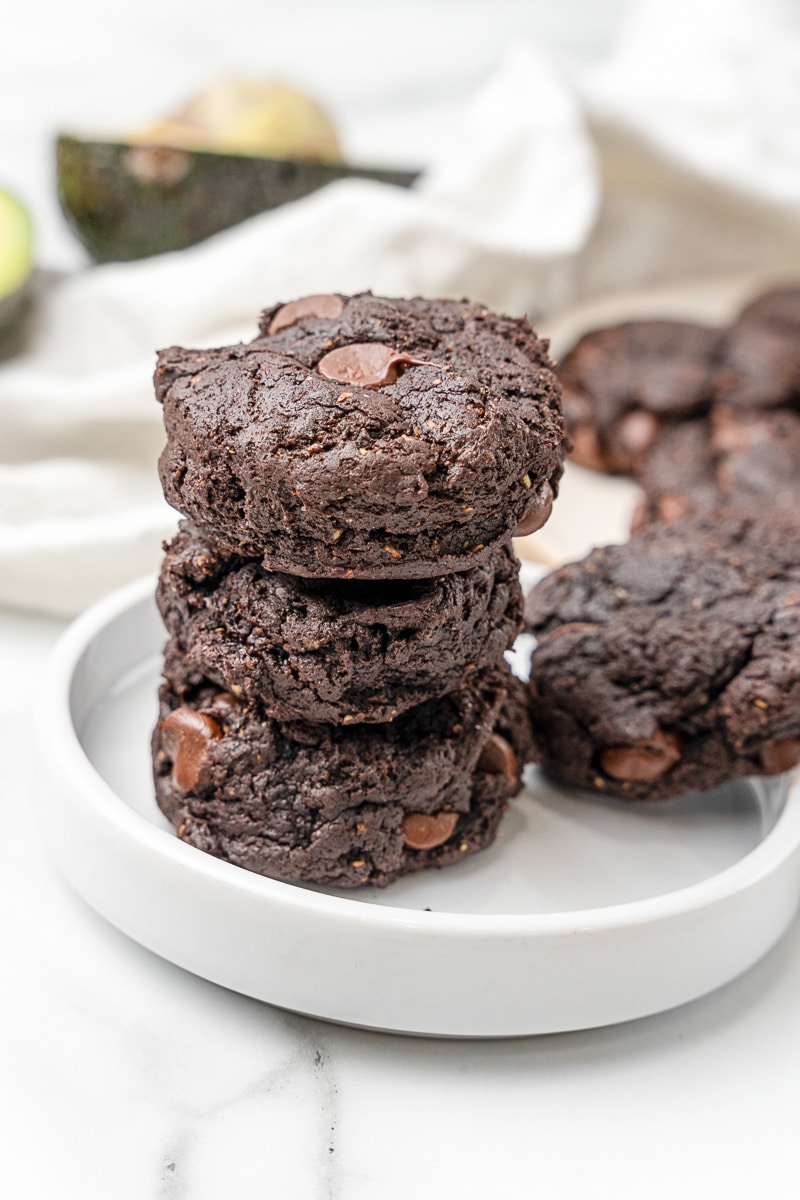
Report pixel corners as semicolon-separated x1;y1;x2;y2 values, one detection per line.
4;605;800;1200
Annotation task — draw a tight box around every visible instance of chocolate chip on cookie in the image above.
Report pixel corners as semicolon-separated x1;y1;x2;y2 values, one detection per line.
558;319;723;475
156;293;566;578
525;510;800;800
154;652;533;888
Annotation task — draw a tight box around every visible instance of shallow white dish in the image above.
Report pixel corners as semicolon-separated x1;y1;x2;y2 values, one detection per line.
37;576;800;1037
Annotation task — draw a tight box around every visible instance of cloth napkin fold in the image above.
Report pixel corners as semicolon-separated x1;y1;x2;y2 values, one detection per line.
2;0;800;616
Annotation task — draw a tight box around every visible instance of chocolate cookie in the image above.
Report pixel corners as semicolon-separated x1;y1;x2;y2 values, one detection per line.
157;522;523;725
525;511;800;800
714;285;800;409
714;327;800;411
737;284;800;330
558;320;723;474
153;651;533;888
156;293;566;578
711;407;800;503
632;407;800;530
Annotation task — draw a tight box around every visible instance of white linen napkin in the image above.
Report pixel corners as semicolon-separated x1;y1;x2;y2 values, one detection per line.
1;0;799;615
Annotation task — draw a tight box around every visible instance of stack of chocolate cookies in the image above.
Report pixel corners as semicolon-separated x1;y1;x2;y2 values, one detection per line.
151;293;567;888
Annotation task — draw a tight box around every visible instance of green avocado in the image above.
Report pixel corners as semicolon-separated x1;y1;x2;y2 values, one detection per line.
57;136;420;262
0;187;34;355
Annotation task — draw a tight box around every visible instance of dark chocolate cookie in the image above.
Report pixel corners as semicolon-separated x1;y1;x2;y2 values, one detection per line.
714;327;800;411
737;284;800;330
711;407;800;503
156;293;566;578
157;522;523;725
632;407;800;530
525;511;800;800
153;651;532;888
558;319;723;474
714;285;800;409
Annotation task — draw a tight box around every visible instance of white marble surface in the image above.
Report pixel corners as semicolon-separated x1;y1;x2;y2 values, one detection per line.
3;608;800;1199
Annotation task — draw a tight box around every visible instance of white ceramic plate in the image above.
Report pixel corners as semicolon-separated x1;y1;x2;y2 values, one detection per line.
36;576;800;1037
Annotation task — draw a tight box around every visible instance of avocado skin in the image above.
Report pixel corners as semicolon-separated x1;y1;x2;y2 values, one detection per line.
57;136;420;262
0;281;35;359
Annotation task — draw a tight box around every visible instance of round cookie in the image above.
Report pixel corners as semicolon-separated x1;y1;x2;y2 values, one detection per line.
525;510;800;801
157;522;523;725
153;653;533;888
558;319;723;474
155;293;566;578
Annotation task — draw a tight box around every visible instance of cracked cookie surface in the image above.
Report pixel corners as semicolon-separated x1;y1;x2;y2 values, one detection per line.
156;293;566;578
632;407;800;530
153;649;533;888
157;521;523;725
714;285;800;410
525;511;800;800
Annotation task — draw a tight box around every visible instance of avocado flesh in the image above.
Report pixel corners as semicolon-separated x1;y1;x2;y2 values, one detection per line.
0;188;34;353
57;136;420;262
0;187;33;301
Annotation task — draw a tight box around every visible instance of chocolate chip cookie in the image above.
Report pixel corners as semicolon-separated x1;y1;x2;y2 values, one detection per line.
156;293;566;578
558;320;723;474
153;649;533;888
157;521;523;725
525;510;800;800
737;284;800;330
714;285;800;410
632;407;800;530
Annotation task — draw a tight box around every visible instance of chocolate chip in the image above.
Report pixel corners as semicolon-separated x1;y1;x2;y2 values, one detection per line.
759;737;800;775
599;729;682;783
317;343;428;389
637;491;696;530
657;494;695;523
712;407;757;454
267;294;344;335
513;480;554;537
616;409;661;457
161;707;222;792
402;811;459;850
476;732;518;786
568;422;606;471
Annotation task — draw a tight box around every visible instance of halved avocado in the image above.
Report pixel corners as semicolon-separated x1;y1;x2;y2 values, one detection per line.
57;78;419;262
57;137;419;262
0;187;34;354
